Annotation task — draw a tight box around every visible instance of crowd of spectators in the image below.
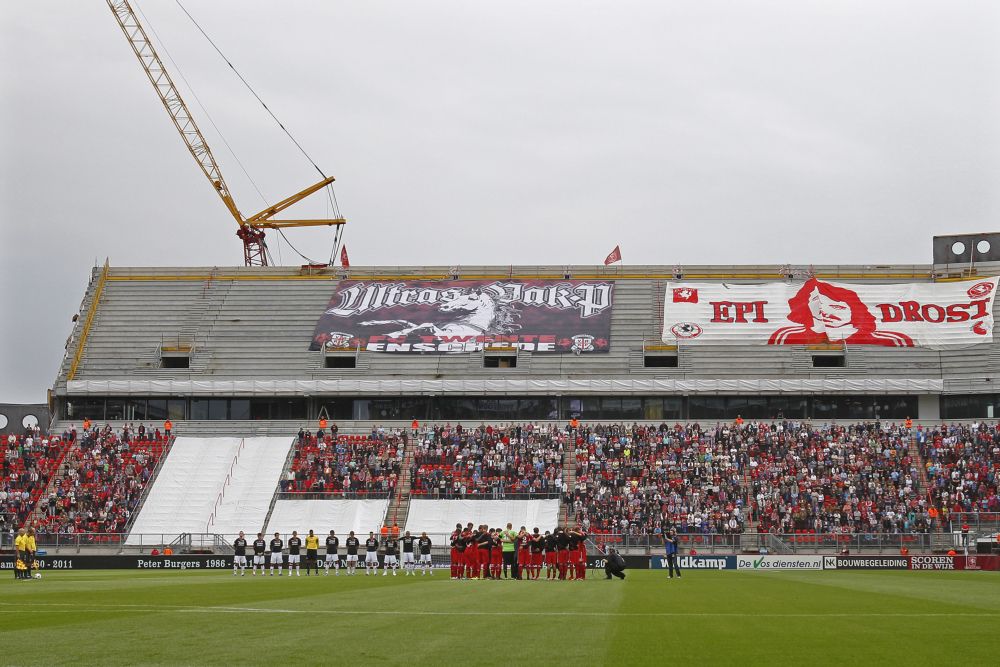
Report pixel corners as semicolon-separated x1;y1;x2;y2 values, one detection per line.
34;423;167;535
2;427;72;534
409;423;565;498
568;422;745;536
918;422;1000;523
744;421;928;535
283;427;402;496
567;420;939;537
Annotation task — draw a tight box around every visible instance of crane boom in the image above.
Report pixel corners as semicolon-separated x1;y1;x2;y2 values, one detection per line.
106;0;345;266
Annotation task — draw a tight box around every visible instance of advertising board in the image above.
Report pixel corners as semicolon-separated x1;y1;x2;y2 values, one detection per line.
737;555;824;570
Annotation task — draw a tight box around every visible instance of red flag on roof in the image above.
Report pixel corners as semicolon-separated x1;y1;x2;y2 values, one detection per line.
604;245;622;265
340;246;350;268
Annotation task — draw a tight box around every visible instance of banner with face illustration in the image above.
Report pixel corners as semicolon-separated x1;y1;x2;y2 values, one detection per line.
310;280;614;353
662;278;998;348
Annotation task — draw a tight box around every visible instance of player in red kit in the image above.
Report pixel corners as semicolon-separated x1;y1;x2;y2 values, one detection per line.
574;529;588;580
464;525;478;579
543;530;558;579
555;527;570;580
529;527;544;579
490;529;503;579
449;524;461;579
566;529;582;580
516;526;531;580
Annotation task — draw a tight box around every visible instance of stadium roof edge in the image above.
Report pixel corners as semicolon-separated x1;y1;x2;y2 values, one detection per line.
95;263;985;282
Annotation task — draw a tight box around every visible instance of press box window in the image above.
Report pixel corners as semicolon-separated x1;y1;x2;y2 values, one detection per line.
160;354;190;369
644;354;678;368
812;354;845;368
324;355;357;369
484;354;517;368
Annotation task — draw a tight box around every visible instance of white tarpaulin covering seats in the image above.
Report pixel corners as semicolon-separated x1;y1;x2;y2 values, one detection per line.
404;499;561;534
126;436;292;544
265;499;390;536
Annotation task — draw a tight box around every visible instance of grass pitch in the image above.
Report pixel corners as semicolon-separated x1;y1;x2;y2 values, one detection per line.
3;567;997;666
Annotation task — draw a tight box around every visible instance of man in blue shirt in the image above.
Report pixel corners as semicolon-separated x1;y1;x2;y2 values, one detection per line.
664;526;681;579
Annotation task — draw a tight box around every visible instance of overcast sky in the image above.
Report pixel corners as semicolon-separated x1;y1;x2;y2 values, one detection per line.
2;0;999;403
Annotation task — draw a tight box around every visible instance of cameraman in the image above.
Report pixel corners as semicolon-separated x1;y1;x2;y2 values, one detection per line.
605;548;626;580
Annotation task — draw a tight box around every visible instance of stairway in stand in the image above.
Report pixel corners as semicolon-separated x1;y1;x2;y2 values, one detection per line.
907;431;944;533
23;438;75;528
384;432;416;529
560;436;577;529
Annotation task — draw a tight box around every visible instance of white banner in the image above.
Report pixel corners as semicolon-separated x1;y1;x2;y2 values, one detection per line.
662;278;998;349
737;555;824;570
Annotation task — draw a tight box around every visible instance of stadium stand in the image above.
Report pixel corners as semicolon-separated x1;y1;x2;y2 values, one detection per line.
744;422;926;535
918;423;1000;518
284;430;402;496
567;421;935;539
34;425;166;535
409;423;565;498
2;432;73;531
569;422;746;536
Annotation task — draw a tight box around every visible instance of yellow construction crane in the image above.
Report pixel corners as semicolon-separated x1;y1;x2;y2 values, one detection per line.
107;0;345;266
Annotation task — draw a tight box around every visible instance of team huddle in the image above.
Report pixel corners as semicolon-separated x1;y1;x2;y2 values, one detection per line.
231;529;433;577
449;524;589;580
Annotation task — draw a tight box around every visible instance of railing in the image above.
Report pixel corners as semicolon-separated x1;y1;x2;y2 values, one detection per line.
408;490;563;499
946;512;1000;533
276;491;393;500
205;438;245;532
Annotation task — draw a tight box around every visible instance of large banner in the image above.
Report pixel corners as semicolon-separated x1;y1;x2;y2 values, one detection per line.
310;280;614;353
662;278;998;348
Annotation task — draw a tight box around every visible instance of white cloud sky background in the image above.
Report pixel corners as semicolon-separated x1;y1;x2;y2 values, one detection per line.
2;0;999;402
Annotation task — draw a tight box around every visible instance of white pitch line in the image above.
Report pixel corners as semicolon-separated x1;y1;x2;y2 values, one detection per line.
2;604;998;618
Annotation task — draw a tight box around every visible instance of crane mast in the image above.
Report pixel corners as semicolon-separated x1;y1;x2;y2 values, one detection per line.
107;0;345;266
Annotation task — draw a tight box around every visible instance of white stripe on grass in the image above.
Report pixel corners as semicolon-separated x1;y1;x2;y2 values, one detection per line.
2;603;997;618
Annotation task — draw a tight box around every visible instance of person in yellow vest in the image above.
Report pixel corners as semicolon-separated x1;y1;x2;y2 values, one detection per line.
13;528;26;580
305;530;321;575
25;528;37;579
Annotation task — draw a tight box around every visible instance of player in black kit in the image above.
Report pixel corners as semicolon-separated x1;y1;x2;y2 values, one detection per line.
325;530;340;576
382;535;399;576
252;533;267;576
233;531;248;577
345;531;360;576
364;532;380;576
269;532;284;576
401;531;417;576
418;532;433;576
287;531;303;577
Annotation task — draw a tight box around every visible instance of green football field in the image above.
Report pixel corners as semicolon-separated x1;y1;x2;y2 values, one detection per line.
3;568;997;666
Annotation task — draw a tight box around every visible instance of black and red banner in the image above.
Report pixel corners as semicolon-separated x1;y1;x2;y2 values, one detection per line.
309;280;615;353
